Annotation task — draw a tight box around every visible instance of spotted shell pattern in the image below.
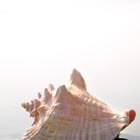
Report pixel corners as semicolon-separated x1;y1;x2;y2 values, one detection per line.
22;69;130;140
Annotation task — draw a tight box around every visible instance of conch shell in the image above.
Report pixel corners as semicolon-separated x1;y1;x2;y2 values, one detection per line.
21;69;136;140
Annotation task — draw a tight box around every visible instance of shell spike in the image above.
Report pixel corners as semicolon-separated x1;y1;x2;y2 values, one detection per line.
31;99;40;116
48;83;55;92
54;85;68;103
44;88;52;99
22;102;30;111
37;92;42;99
69;68;87;91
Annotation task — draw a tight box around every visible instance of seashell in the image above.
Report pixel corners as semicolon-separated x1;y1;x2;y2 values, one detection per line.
21;69;136;140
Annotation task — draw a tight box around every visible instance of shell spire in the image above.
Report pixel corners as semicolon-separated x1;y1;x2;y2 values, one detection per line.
21;69;136;140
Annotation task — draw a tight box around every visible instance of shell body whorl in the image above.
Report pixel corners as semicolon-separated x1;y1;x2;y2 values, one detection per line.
22;69;131;140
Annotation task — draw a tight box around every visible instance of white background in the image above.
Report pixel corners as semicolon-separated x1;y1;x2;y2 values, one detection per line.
0;0;140;139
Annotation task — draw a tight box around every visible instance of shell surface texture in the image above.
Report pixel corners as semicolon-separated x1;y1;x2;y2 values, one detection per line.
21;69;135;140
